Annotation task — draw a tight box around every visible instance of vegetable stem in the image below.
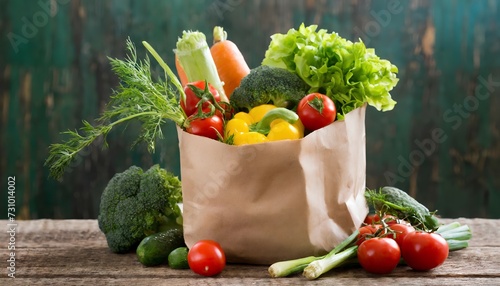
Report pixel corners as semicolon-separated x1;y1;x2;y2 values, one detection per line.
142;41;184;98
446;239;469;251
212;26;227;44
436;221;461;233
268;256;321;278
436;222;472;251
303;246;358;280
268;230;359;278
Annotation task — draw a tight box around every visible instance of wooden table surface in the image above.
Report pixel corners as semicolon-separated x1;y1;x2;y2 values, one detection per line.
1;218;499;285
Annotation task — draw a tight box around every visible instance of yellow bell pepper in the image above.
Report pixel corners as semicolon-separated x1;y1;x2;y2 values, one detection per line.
224;118;249;139
233;132;268;145
248;104;276;122
225;105;303;145
233;112;255;125
270;118;304;138
267;120;301;141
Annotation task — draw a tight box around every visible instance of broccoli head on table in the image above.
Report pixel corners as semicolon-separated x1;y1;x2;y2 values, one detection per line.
230;65;309;112
98;165;182;253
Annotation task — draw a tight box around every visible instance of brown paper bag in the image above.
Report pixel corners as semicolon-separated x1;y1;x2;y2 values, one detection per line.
177;105;368;265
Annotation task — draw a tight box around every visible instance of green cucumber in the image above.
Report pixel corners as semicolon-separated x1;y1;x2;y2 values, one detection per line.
136;227;185;267
168;247;190;269
365;186;440;230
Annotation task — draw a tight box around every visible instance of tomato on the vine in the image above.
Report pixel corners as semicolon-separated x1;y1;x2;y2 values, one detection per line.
387;223;415;248
187;240;226;277
297;93;336;131
363;214;380;225
185;114;223;140
401;232;449;271
181;81;220;116
358;237;401;274
356;224;383;246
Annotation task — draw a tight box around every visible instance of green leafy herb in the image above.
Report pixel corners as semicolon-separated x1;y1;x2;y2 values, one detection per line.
262;23;399;119
45;38;186;180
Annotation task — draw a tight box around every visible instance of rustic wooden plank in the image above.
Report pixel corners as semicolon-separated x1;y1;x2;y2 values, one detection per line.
4;277;500;286
10;218;499;247
3;247;500;285
0;219;498;285
10;246;500;277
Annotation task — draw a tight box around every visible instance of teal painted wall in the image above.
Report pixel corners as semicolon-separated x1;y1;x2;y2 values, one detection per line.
1;0;499;219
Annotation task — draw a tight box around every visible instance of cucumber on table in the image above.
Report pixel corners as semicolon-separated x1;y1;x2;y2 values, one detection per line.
136;227;185;267
168;247;189;269
365;186;440;230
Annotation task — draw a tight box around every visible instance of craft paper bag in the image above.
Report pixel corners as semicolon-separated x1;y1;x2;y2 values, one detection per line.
177;105;368;264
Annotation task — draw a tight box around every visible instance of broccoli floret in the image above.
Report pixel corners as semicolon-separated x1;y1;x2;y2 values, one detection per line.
97;165;182;253
230;65;309;112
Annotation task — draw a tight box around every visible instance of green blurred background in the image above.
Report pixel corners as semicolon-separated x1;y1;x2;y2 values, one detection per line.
1;0;499;219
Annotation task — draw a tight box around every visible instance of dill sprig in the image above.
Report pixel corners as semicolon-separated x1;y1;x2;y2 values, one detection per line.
45;38;187;180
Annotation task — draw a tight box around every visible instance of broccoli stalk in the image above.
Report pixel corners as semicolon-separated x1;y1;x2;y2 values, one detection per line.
230;65;310;112
97;165;182;253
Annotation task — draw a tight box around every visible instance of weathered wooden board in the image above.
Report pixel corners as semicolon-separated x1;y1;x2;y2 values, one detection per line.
0;0;499;219
0;218;498;285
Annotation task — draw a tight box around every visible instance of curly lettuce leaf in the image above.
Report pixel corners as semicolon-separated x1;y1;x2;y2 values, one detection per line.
262;23;399;118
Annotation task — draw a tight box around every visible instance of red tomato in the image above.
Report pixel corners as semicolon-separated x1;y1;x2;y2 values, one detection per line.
297;93;336;131
358;237;401;274
181;81;220;116
363;214;380;225
387;223;415;248
401;232;449;271
186;114;224;140
187;240;226;277
356;224;384;246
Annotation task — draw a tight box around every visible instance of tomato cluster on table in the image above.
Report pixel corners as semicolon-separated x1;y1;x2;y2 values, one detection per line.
357;214;449;274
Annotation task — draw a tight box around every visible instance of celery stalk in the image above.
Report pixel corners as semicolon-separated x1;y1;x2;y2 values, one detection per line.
174;31;228;102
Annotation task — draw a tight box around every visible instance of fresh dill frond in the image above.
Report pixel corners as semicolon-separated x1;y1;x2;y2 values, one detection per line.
45;38;187;180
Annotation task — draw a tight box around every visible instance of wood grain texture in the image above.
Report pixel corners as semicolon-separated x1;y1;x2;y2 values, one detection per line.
0;218;498;285
0;0;499;219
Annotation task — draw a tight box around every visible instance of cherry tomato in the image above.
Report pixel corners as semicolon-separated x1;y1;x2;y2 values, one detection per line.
363;214;380;225
387;223;415;248
297;93;336;131
186;114;223;140
187;240;226;277
181;81;220;116
356;224;384;246
401;231;449;271
358;237;401;274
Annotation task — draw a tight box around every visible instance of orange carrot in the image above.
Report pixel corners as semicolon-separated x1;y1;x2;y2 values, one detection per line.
210;26;250;99
175;54;189;87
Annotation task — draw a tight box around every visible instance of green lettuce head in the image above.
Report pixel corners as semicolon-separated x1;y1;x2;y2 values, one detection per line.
262;23;399;118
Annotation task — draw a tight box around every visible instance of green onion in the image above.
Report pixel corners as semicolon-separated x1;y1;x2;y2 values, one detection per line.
436;222;472;251
268;230;359;278
268;256;320;278
303;246;358;280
